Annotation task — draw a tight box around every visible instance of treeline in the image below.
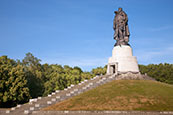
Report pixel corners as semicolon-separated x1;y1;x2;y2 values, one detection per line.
2;52;172;108
0;53;107;108
139;63;173;84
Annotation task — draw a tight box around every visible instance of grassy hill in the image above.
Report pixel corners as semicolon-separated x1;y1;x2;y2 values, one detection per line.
43;80;173;111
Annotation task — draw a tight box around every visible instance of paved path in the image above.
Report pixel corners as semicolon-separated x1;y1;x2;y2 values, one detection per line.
33;111;173;115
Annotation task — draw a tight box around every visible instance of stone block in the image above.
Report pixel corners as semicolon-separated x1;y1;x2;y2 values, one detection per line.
47;101;52;105
56;96;60;99
114;111;121;114
70;91;74;94
29;98;37;103
71;84;74;87
86;85;90;87
51;98;56;102
24;110;29;114
64;111;69;113
74;89;78;91
35;104;40;108
30;107;34;111
66;93;71;96
6;110;10;114
11;107;15;111
84;80;88;82
48;94;52;97
82;87;86;90
56;90;59;93
67;86;71;89
78;83;81;85
89;83;93;85
52;92;56;95
17;104;21;108
96;75;100;77
110;76;113;79
38;97;42;100
103;78;106;80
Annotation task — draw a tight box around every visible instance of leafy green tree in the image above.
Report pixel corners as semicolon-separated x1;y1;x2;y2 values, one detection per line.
64;65;72;74
91;66;107;76
139;63;173;84
43;64;67;96
22;53;44;98
81;72;93;80
73;66;83;74
43;65;85;96
0;56;30;107
43;73;65;96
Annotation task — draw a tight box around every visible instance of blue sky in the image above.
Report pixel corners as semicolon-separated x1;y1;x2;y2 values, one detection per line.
0;0;173;71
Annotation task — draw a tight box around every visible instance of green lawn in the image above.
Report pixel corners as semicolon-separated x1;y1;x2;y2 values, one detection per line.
43;80;173;111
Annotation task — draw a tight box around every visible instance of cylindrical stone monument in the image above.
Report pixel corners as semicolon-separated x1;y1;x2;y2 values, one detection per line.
107;8;139;75
107;45;139;75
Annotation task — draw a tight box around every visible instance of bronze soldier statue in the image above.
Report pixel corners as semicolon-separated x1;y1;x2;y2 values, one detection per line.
113;8;130;46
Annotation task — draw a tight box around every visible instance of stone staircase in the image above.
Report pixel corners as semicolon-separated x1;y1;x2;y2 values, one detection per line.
5;74;117;115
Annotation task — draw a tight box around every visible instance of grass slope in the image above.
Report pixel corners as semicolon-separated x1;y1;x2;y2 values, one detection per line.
43;80;173;111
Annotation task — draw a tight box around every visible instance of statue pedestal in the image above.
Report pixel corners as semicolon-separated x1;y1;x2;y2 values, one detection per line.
107;45;139;75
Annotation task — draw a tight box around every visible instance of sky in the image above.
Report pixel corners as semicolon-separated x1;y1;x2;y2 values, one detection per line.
0;0;173;71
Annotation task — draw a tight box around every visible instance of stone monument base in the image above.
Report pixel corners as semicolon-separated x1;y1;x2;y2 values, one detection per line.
115;72;155;80
107;45;139;75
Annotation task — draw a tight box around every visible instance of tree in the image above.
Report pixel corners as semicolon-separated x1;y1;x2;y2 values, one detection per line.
139;63;173;84
0;56;30;107
43;64;67;96
22;53;44;98
73;66;83;74
91;66;107;76
81;72;93;80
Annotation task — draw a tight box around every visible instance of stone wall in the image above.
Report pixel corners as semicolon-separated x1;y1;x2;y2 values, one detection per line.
115;72;155;80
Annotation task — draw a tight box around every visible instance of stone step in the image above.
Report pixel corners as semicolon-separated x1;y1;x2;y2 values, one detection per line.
6;74;116;115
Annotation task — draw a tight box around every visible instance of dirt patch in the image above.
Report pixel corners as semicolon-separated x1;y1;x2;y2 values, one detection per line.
140;98;148;103
106;96;141;110
130;98;138;103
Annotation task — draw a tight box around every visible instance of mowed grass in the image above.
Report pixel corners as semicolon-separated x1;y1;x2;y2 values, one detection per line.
43;80;173;111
